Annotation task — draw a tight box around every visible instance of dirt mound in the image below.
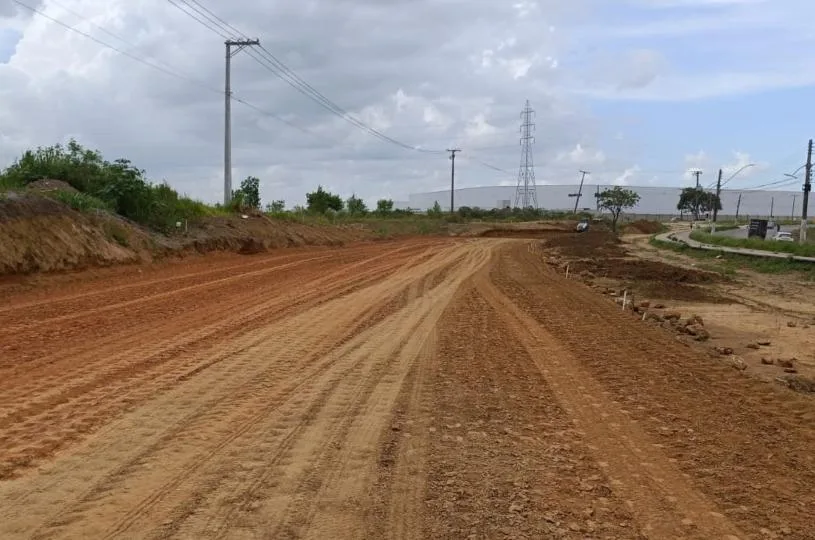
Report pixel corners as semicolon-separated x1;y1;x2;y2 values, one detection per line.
624;220;663;234
479;227;570;239
572;257;720;283
543;230;625;258
0;194;151;274
0;194;373;276
25;179;78;193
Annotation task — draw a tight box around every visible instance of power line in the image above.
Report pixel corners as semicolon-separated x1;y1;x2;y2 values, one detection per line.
18;0;371;150
165;0;445;154
12;0;221;96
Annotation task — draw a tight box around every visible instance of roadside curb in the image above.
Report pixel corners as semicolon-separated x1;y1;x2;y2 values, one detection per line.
654;231;815;264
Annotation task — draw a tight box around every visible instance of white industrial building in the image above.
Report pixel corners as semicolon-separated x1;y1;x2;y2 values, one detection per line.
405;184;803;219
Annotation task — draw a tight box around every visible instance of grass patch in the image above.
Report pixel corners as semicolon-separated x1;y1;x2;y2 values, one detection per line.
46;190;112;213
650;237;815;278
701;223;740;233
689;230;815;257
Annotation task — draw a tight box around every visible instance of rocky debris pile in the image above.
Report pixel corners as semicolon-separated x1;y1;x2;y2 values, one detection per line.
635;306;711;342
776;374;815;394
758;357;799;374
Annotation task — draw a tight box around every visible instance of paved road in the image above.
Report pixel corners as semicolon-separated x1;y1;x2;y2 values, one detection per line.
714;224;795;239
659;229;815;263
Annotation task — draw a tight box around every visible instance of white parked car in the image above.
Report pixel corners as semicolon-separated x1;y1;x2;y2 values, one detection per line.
772;231;794;242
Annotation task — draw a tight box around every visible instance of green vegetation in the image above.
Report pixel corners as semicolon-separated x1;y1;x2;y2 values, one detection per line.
346;194;367;215
677;187;721;220
0;140;225;232
689;230;815;257
1;139;621;240
701;223;740;233
45;190;112;213
596;186;640;232
650;237;815;278
232;176;260;210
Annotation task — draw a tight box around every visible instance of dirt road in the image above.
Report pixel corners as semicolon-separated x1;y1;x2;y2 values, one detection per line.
1;238;814;539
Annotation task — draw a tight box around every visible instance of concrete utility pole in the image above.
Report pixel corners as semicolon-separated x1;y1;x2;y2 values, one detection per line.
447;148;461;213
801;138;812;243
735;193;742;221
792;195;797;221
770;196;774;219
571;170;589;214
711;168;723;233
224;38;260;205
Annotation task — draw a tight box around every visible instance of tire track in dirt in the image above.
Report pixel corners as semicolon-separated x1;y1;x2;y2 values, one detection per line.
0;243;441;479
0;242;432;368
0;239;488;539
171;243;494;540
267;245;492;540
478;270;744;539
407;281;642;539
490;242;815;538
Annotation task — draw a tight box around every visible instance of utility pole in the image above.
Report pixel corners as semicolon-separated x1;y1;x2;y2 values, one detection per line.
770;196;774;219
224;38;260;205
801;138;812;243
792;195;797;221
447;148;461;213
570;170;589;214
735;193;742;222
711;168;723;233
691;169;703;223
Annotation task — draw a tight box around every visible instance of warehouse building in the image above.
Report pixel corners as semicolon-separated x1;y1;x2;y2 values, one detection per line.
406;184;802;219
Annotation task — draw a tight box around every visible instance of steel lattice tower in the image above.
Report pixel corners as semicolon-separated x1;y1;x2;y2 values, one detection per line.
514;100;538;209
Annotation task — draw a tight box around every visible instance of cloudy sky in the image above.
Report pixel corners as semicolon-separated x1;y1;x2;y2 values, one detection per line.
1;0;813;207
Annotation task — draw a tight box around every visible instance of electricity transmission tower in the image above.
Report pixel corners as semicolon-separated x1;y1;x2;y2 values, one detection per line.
514;100;538;209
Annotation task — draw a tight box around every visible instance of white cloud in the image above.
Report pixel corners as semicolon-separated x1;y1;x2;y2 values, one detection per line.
556;143;606;166
613;165;640;185
0;0;603;205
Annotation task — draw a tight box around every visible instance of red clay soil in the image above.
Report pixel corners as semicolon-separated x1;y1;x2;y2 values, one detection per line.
0;238;813;539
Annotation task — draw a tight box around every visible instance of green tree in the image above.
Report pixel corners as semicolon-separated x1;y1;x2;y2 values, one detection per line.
233;175;260;209
596;186;641;233
306;186;343;213
346;194;368;215
265;200;285;213
376;198;394;215
427;201;443;217
677;187;721;220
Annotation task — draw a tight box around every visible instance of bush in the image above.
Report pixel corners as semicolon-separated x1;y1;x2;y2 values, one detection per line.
0;140;225;232
47;190;112;213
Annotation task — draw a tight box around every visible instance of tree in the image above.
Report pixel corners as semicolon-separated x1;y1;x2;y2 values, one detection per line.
427;201;443;217
234;176;260;209
306;185;343;213
677;187;721;220
346;194;368;215
265;200;285;213
596;186;641;233
376;199;394;215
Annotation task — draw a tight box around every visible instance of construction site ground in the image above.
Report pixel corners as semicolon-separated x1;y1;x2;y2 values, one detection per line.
1;231;814;539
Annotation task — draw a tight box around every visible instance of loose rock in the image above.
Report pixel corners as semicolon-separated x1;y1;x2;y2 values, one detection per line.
746;343;761;350
757;340;771;346
727;357;748;371
761;357;775;365
715;346;734;356
685;314;704;327
777;358;796;369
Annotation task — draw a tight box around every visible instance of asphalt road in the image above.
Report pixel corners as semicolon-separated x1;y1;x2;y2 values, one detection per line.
714;224;794;239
